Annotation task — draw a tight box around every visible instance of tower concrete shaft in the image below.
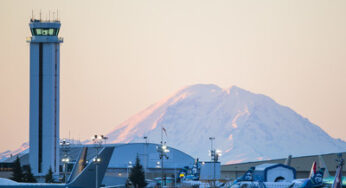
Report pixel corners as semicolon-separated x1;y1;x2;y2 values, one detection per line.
27;19;63;176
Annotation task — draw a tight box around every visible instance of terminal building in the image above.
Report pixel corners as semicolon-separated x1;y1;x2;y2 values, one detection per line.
221;152;346;180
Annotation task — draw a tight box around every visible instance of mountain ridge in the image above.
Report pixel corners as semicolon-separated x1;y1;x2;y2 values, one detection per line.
105;84;346;163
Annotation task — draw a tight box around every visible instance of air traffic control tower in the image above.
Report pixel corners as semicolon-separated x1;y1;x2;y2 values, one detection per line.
27;18;63;176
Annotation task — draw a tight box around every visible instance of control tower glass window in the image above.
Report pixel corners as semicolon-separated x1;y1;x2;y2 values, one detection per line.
32;28;59;36
42;29;48;35
48;28;54;35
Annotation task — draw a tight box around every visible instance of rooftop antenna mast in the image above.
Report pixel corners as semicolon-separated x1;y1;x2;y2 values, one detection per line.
39;10;41;21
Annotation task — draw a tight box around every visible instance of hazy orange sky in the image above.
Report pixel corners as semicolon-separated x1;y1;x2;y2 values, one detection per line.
0;0;345;152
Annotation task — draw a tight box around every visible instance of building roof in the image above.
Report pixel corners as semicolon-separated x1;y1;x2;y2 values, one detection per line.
255;163;279;171
222;152;346;174
7;143;194;170
106;143;194;168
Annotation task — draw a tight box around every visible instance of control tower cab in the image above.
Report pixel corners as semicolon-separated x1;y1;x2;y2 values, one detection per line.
28;19;63;42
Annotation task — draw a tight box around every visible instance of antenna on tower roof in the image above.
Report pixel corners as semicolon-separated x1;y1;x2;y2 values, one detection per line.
31;9;33;21
40;10;42;21
57;9;59;21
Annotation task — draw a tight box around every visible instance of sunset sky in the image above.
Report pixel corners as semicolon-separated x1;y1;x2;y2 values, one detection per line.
0;0;345;152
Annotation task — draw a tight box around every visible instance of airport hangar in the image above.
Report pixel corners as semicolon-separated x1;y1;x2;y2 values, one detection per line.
1;143;194;185
221;152;346;181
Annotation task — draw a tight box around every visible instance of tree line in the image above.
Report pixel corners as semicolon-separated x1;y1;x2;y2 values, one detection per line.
10;156;54;183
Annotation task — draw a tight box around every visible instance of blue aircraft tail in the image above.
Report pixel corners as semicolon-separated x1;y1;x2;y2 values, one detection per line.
67;147;88;183
67;146;114;188
232;166;255;184
301;167;325;188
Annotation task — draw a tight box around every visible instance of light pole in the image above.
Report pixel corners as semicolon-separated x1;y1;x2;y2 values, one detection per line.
209;137;216;187
157;142;169;187
209;137;222;188
92;157;101;188
143;136;148;180
127;161;133;182
209;137;215;161
92;134;106;188
60;139;70;183
156;161;161;168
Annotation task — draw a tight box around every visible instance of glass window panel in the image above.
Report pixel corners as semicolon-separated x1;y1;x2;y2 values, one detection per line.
49;28;54;36
56;29;60;36
35;28;42;35
42;29;48;35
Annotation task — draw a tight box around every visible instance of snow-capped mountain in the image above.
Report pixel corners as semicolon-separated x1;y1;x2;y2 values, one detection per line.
106;84;346;164
0;139;85;162
0;142;29;162
1;84;345;164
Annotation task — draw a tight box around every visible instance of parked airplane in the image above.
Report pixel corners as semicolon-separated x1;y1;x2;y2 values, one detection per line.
0;146;114;188
319;154;345;187
309;161;317;179
230;162;325;188
331;155;344;188
284;155;292;166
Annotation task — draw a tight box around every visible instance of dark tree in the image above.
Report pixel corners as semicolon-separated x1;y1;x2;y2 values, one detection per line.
61;173;66;184
10;156;24;182
45;167;54;183
23;165;37;182
129;156;147;188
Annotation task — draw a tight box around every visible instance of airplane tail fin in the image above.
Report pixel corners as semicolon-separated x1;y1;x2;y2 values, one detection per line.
68;147;114;188
318;155;330;178
309;161;317;179
240;167;255;181
284;155;292;166
231;167;255;186
298;167;325;188
67;147;88;183
311;168;325;186
332;164;343;188
302;168;325;188
332;153;344;188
